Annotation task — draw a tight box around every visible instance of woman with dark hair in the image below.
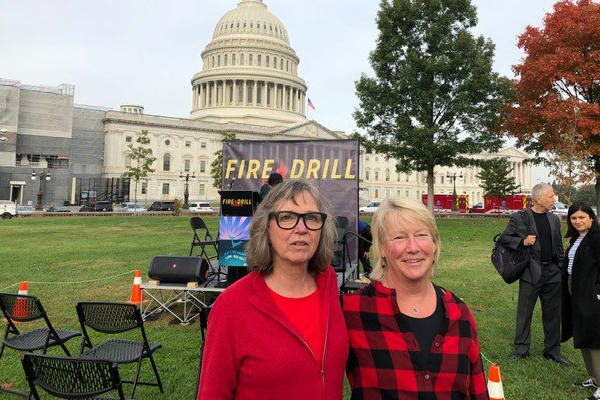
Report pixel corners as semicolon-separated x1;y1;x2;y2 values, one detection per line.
197;179;348;400
562;202;600;399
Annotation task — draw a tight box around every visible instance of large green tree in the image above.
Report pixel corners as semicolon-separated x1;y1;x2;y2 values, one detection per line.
354;0;510;211
476;158;520;200
210;132;237;190
121;130;155;210
502;0;600;209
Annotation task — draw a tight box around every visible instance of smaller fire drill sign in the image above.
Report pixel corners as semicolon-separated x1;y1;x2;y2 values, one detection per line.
221;139;360;265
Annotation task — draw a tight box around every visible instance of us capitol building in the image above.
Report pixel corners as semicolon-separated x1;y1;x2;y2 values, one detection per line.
0;0;532;207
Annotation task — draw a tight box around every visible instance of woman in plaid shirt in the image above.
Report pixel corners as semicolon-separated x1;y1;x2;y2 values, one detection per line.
343;197;489;399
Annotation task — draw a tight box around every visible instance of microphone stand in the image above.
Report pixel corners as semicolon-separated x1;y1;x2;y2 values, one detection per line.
338;231;372;289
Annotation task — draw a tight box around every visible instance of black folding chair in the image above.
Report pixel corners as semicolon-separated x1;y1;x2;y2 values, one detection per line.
189;217;222;284
22;353;128;400
0;292;81;398
76;302;163;398
189;217;218;258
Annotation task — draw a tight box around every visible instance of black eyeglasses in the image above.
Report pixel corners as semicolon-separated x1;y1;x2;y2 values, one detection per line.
269;211;327;230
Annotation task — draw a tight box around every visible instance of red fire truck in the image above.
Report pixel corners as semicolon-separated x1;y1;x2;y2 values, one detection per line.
421;194;469;213
470;194;533;213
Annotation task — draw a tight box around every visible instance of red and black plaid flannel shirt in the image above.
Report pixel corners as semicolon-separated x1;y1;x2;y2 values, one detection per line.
343;281;489;400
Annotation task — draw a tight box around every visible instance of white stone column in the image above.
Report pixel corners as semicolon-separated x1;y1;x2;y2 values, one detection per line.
233;80;238;106
192;86;197;110
253;81;258;106
211;81;217;107
243;80;248;106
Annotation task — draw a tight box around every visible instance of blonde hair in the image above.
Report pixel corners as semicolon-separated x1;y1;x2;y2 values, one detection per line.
245;179;336;276
370;197;441;281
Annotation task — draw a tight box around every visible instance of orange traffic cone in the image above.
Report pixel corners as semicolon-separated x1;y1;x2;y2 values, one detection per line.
487;364;505;400
128;270;146;304
6;282;29;323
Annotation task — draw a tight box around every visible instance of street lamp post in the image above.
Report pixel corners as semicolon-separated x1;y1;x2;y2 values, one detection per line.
31;170;51;211
446;171;463;213
179;172;196;208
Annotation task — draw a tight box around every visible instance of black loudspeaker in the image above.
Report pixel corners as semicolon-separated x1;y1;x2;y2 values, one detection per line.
149;256;209;284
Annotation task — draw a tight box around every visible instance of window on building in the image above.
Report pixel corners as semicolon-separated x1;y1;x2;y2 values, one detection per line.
165;139;170;146
15;154;22;166
200;160;206;173
224;54;228;66
199;183;206;197
249;54;253;65
201;142;207;149
185;140;191;148
247;83;253;103
125;155;131;168
365;156;369;162
257;54;262;66
141;181;147;194
30;154;40;166
406;190;409;197
441;175;445;184
217;55;221;66
374;171;379;181
375;189;379;198
240;53;245;65
162;183;169;195
365;170;370;181
274;57;277;69
385;169;390;182
266;55;269;67
163;153;171;171
232;54;236;65
406;173;409;182
184;159;191;172
125;136;132;143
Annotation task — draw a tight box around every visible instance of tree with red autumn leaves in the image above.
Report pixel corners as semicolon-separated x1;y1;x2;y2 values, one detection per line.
502;0;600;206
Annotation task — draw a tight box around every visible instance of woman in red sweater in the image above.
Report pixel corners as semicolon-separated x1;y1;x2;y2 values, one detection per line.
198;179;349;400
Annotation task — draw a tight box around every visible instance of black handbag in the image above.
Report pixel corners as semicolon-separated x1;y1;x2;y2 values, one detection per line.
491;211;532;284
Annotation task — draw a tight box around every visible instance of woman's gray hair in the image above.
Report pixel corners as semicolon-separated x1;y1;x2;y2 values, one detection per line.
245;179;336;276
370;197;441;281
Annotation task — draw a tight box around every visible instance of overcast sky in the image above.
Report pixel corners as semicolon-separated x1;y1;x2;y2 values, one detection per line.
0;0;558;182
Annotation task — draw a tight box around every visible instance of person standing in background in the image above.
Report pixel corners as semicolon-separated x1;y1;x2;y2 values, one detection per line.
501;183;567;365
561;202;600;399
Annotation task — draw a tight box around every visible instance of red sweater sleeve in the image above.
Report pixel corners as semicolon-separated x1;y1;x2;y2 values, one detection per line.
197;293;238;399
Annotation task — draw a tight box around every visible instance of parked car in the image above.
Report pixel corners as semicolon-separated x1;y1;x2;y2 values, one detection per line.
551;201;568;215
469;202;484;213
119;202;146;213
17;205;35;215
189;202;213;213
47;206;71;212
79;204;94;212
359;201;380;214
148;201;175;211
94;201;113;212
0;200;17;219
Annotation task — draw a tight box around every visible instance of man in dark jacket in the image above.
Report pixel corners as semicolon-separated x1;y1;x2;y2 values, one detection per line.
258;173;283;204
501;183;568;365
357;220;372;277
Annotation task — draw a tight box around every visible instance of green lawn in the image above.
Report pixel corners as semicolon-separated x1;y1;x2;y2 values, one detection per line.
0;216;590;399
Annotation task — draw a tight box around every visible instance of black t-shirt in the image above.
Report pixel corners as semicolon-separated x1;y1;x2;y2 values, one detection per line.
401;286;445;367
532;211;552;263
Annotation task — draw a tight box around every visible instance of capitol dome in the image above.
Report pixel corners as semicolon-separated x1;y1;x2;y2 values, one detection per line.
190;0;308;127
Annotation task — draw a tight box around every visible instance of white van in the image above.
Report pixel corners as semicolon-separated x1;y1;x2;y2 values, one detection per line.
0;200;17;219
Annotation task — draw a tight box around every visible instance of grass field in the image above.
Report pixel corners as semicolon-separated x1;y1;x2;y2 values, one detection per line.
0;216;592;399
